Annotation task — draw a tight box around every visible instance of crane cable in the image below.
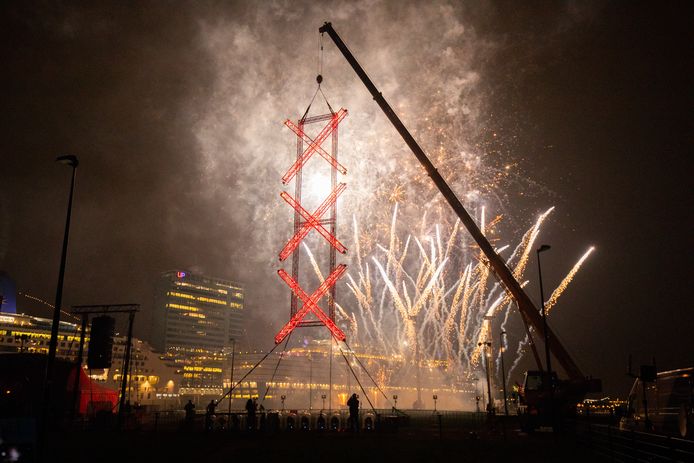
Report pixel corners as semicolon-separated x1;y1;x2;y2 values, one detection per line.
300;32;334;123
332;336;377;415
329;331;400;415
259;331;293;405
218;339;285;403
318;31;323;78
342;339;397;411
317;32;335;114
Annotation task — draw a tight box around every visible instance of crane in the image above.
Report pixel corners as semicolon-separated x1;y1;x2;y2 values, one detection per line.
319;22;599;394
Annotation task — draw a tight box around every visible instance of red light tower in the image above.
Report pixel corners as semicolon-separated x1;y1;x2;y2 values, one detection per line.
275;109;348;344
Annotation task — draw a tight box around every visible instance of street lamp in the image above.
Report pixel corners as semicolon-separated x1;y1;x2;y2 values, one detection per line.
536;244;552;377
228;339;236;418
472;377;480;413
43;154;79;426
499;331;509;416
308;352;313;410
409;315;423;409
478;341;493;414
281;395;286;411
537;244;555;428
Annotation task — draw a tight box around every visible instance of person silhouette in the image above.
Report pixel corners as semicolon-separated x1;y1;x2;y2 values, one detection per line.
347;393;360;432
245;398;256;431
184;399;195;428
205;399;217;432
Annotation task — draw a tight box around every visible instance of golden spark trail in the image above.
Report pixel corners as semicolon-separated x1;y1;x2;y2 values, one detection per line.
444;219;461;262
385;204;399;275
372;257;411;323
513;207;555;280
545;246;595;314
302;242;325;283
409;257;448;319
458;267;476;346
353;214;363;275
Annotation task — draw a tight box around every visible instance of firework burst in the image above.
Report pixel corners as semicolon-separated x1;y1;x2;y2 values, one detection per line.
300;204;594;389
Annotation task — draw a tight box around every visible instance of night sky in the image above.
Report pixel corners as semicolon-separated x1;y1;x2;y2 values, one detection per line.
1;1;692;397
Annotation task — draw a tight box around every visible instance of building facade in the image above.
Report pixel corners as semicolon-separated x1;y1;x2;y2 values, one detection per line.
0;312;181;408
151;270;245;393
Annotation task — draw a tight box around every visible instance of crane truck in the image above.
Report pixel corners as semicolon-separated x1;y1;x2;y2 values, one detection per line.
318;22;601;426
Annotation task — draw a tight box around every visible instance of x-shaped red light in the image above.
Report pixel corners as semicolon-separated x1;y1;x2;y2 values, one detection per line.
279;182;347;261
275;264;347;344
282;108;348;185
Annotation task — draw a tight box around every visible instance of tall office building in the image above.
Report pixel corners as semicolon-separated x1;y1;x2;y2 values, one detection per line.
152;270;244;352
151;270;245;393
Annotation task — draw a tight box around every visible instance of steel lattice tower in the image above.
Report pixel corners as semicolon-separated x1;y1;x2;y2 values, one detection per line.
275;109;348;344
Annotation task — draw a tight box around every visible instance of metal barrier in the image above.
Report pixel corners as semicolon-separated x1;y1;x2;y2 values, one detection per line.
76;408;487;435
362;412;375;431
329;412;342;431
299;412;311;431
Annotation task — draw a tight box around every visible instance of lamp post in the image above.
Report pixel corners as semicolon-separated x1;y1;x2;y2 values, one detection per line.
43;154;79;427
536;244;552;376
409;315;423;409
478;341;493;414
308;352;313;410
228;339;236;417
472;377;480;413
537;244;555;428
433;394;438;412
500;331;509;416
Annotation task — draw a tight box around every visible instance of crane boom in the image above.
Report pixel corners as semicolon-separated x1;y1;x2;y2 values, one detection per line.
319;21;584;381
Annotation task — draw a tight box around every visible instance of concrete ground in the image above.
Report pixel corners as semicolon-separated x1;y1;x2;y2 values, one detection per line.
44;424;602;463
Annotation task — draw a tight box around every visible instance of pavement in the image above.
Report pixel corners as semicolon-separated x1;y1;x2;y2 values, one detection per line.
44;424;602;463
